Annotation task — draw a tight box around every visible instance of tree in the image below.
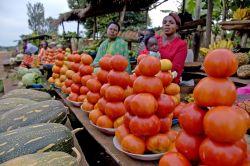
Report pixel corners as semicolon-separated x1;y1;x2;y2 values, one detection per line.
44;17;58;34
27;2;46;34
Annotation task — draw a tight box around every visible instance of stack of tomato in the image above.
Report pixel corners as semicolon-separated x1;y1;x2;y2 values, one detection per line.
90;55;130;129
48;49;68;88
67;53;94;103
115;56;177;155
159;49;250;166
42;48;56;64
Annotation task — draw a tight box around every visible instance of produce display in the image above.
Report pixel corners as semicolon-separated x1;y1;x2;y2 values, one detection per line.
159;49;250;166
233;7;250;20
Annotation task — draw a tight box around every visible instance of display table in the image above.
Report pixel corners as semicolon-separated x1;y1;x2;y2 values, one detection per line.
56;90;161;166
183;71;250;86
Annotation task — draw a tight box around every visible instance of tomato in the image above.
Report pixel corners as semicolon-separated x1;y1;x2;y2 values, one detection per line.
86;91;101;104
81;75;93;86
52;65;61;74
128;74;137;87
78;94;86;102
68;93;78;102
99;54;112;70
165;83;180;95
193;77;236;107
133;76;163;97
96;69;109;84
179;103;207;135
121;134;146;154
159;116;172;133
96;97;107;114
175;130;204;161
72;73;81;84
81;54;93;65
65;70;75;79
204;49;238;78
96;115;113;128
104;102;126;120
114;115;124;128
89;109;103;124
155;94;175;118
156;71;173;87
137;54;148;63
203;106;248;143
70;83;81;94
105;85;125;102
86;79;102;93
124;94;136;114
73;53;81;63
166;130;178;142
159;152;192;166
124;86;133;98
110;54;128;71
130;93;158;117
139;56;161;76
55;60;64;67
71;62;80;72
79;85;89;95
100;83;110;97
107;70;130;89
115;124;130;143
124;112;134;129
199;138;247;166
82;99;94;111
146;133;171;153
79;65;94;76
173;102;187;118
129;115;160;137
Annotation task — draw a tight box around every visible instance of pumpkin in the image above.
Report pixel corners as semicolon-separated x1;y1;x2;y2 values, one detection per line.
204;49;238;78
193;77;236;107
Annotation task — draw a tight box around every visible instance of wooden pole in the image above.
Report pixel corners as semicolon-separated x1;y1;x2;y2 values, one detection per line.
205;0;213;48
220;0;227;39
192;0;201;61
76;20;80;50
145;9;148;28
119;3;127;27
62;22;65;35
93;16;97;40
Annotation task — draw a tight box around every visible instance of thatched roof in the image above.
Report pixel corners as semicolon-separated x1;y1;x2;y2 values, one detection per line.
56;0;168;24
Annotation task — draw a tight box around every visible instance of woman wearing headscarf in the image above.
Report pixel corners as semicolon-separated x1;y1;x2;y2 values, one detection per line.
92;21;131;73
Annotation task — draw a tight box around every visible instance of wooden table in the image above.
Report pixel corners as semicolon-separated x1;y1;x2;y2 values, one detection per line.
56;90;159;166
183;71;250;87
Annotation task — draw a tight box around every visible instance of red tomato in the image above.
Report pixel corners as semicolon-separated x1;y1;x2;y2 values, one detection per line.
159;152;192;166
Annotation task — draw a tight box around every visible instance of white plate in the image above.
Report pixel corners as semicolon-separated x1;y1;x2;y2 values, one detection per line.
113;137;164;161
66;97;83;107
90;121;115;135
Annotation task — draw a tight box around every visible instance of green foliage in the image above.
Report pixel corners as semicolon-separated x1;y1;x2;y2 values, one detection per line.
67;0;88;9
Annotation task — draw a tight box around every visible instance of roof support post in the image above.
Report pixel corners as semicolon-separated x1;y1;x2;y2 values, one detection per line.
119;2;127;27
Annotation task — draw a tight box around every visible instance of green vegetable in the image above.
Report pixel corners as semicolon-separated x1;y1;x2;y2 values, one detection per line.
0;100;67;132
16;54;24;61
0;152;78;166
0;123;74;163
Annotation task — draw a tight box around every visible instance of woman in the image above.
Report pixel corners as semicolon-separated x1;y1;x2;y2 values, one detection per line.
38;40;48;63
140;13;187;84
92;21;131;73
20;40;38;68
159;13;187;84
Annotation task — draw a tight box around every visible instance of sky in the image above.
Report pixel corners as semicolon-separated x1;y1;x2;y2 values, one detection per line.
0;0;178;46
